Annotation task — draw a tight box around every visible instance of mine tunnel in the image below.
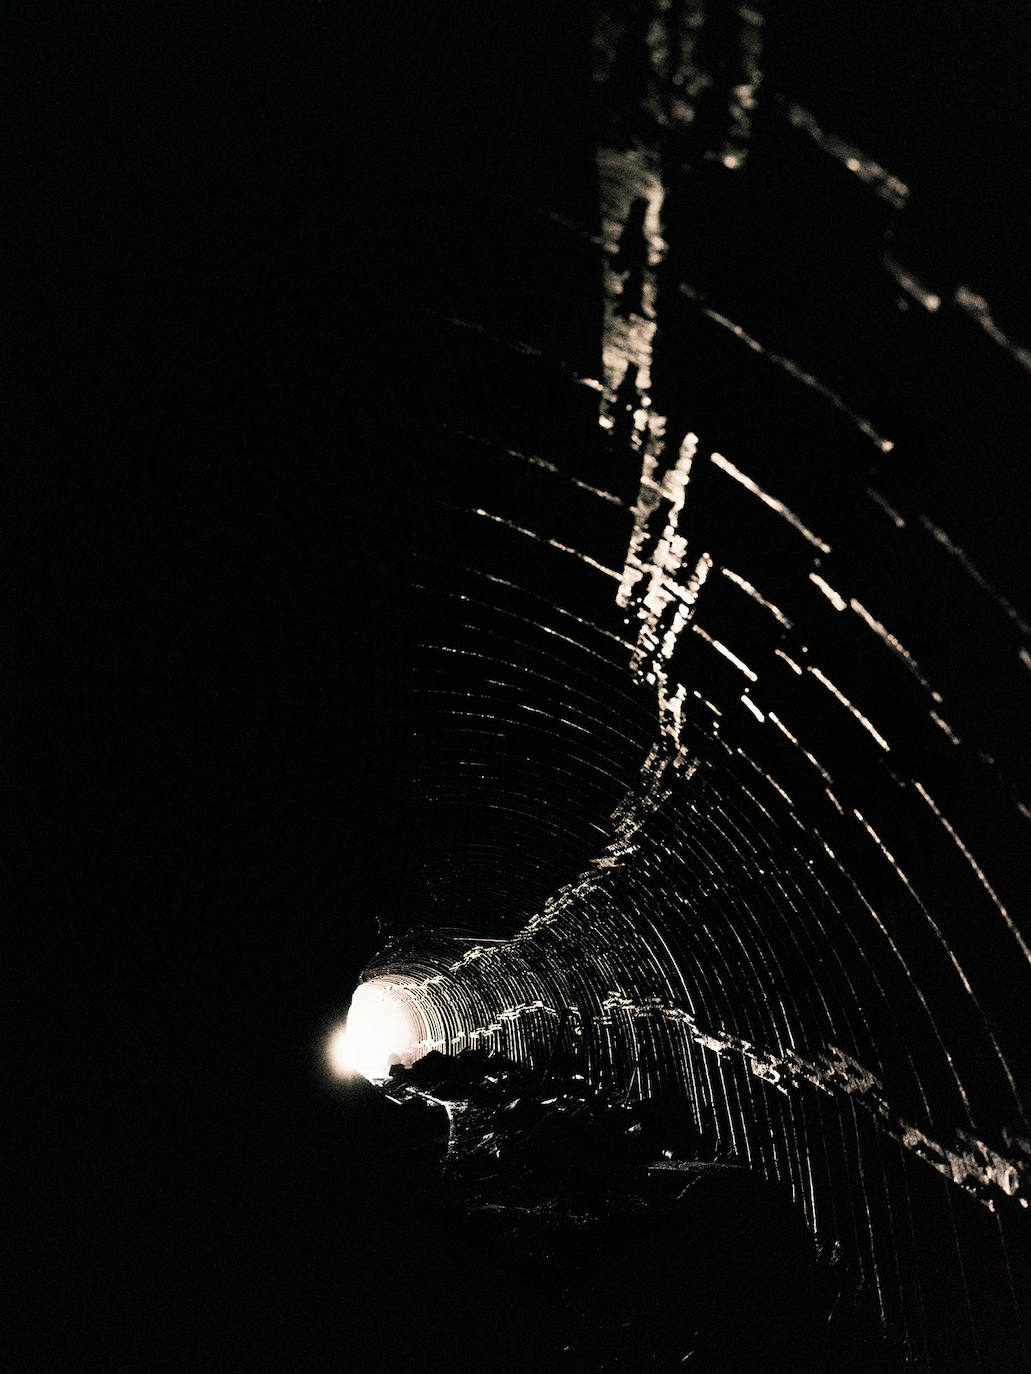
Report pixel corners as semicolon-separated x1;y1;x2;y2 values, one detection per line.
330;2;1031;1370
9;1;1030;1371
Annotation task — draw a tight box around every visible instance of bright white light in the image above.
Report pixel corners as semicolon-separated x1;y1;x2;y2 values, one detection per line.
325;982;419;1083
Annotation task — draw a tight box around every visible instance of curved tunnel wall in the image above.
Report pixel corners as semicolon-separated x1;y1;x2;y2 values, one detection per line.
355;4;1031;1369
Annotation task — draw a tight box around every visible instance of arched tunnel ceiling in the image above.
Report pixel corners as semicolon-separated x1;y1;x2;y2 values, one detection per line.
355;3;1030;1369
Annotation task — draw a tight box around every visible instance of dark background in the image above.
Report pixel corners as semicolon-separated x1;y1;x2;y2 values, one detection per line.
6;3;1029;1370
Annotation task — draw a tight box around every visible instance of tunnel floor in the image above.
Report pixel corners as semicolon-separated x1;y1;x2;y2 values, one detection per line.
297;1059;906;1374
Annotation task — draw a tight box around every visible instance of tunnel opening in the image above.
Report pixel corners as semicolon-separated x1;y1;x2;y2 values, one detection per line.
326;979;429;1083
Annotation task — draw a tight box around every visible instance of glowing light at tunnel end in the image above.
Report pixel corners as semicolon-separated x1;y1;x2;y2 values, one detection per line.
325;980;421;1084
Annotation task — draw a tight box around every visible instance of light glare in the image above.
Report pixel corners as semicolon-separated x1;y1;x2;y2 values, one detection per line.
326;982;419;1082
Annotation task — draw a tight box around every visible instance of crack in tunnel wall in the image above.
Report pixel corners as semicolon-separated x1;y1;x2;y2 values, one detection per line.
352;3;1031;1368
